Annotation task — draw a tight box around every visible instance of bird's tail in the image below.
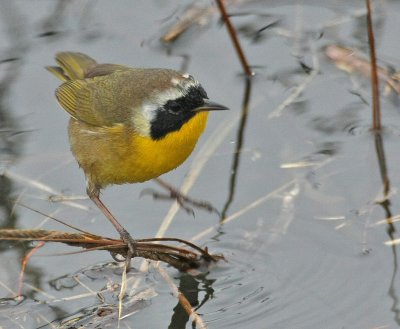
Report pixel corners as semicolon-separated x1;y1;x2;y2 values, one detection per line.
45;52;97;81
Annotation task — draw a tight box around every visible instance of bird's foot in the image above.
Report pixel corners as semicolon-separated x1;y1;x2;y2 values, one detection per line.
141;185;220;217
118;229;137;269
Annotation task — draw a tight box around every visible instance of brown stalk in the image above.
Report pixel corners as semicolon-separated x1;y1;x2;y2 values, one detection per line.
365;1;398;316
215;0;253;77
365;0;381;130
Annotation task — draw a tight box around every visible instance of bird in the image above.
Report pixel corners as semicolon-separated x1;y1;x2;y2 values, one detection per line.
46;51;228;264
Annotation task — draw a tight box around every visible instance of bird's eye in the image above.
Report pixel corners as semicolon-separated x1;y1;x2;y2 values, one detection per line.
166;100;181;113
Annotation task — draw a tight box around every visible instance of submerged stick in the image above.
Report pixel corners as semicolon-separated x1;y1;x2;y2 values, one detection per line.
161;3;214;43
325;45;400;95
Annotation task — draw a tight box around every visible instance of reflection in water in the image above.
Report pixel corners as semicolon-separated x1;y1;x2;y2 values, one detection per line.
221;77;252;220
0;0;100;301
311;105;362;135
374;132;400;325
374;132;389;198
227;11;280;45
37;0;69;38
0;1;25;231
0;176;16;230
168;273;215;329
0;2;50;301
386;209;400;326
39;0;100;42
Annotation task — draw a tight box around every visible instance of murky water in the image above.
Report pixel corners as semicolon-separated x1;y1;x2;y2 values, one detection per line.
1;1;400;328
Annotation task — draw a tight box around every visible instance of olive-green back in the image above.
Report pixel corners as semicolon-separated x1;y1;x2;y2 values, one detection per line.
47;52;180;127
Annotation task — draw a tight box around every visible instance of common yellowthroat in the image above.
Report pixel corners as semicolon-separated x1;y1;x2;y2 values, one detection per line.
46;52;228;262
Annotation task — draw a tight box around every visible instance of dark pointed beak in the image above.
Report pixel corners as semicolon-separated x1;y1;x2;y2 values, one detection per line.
192;99;229;112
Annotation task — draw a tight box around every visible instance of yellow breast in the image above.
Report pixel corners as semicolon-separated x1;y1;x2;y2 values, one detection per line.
68;111;209;188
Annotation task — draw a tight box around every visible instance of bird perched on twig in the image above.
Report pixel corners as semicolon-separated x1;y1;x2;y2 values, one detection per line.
46;52;228;266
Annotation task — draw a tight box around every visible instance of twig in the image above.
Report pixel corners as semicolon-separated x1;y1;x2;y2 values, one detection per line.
4;170;89;211
158;266;208;329
161;4;214;43
160;0;242;43
365;0;381;130
0;229;222;273
215;0;253;77
325;45;400;94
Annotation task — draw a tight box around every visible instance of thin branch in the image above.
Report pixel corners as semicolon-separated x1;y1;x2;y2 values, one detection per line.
365;0;381;130
215;0;253;77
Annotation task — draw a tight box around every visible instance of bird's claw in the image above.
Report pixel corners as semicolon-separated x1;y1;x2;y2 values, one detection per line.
118;229;137;269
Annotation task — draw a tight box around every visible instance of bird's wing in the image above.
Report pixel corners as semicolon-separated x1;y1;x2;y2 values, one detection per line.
55;67;182;127
55;69;141;126
46;52;98;81
84;64;128;78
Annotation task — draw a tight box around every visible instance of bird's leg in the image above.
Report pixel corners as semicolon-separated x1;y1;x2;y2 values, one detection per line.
141;178;220;217
88;188;136;268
